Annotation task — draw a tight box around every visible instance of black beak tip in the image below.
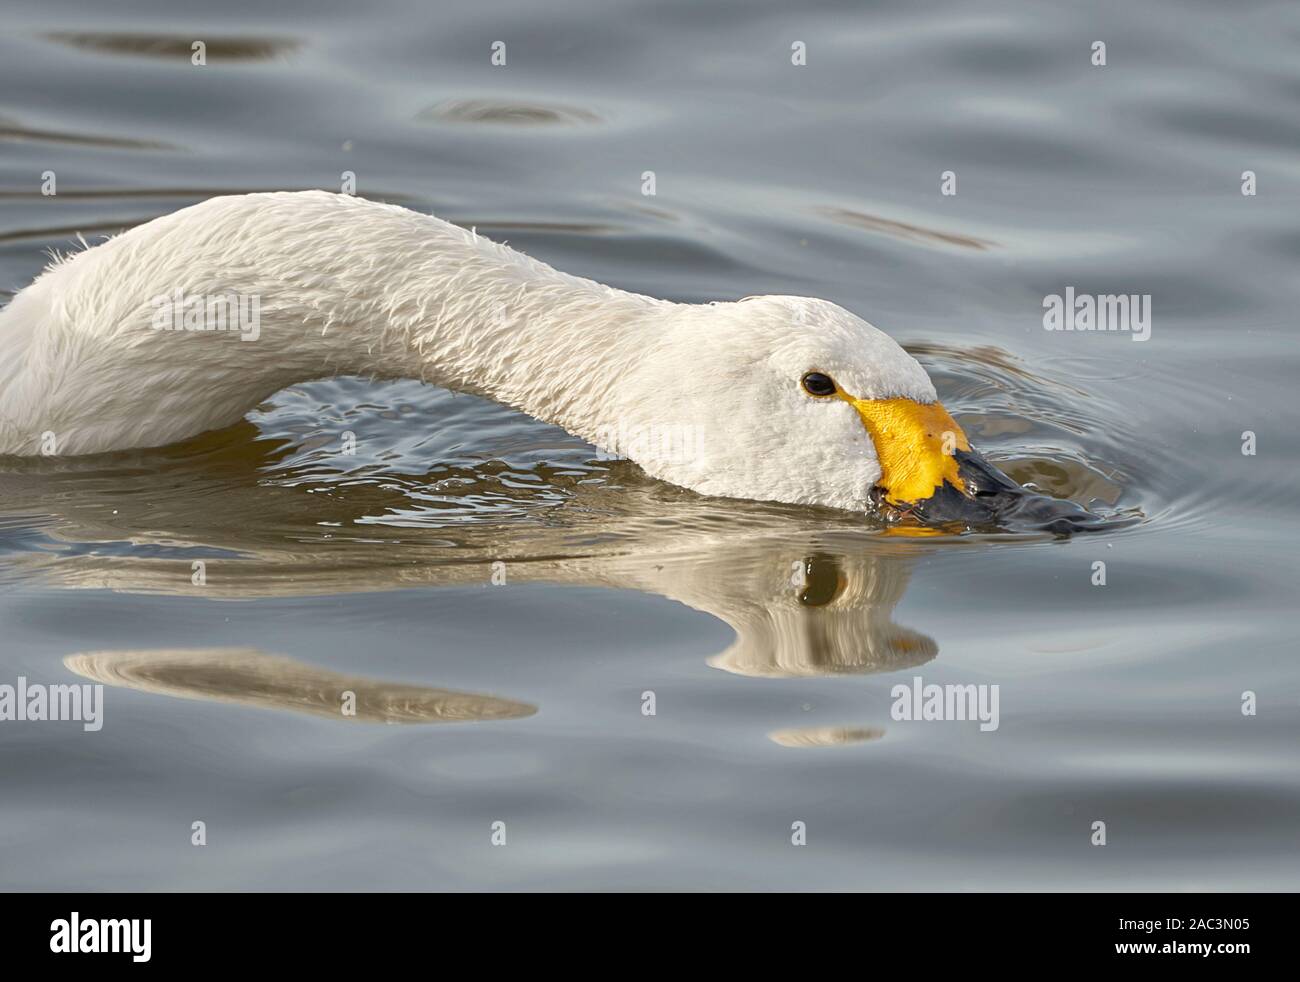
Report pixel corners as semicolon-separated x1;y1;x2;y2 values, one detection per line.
875;449;1124;535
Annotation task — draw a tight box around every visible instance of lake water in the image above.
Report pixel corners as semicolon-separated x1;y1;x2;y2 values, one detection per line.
1;0;1298;890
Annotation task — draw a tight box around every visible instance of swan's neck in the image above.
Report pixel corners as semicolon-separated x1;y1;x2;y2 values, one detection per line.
0;193;676;455
323;232;672;442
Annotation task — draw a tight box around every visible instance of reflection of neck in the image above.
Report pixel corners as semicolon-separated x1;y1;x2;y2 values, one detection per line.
65;648;536;724
22;501;937;678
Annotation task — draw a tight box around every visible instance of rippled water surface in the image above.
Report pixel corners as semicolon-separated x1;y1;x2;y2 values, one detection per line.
2;0;1298;890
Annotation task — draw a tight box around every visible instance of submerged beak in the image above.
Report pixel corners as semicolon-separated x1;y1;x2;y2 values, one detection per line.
847;395;1109;533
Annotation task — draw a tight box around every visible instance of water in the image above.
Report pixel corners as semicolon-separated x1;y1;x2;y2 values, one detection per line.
2;0;1298;890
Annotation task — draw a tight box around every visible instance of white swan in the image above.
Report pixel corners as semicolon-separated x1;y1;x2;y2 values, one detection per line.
0;190;998;515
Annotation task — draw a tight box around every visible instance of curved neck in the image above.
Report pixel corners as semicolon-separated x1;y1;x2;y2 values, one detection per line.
317;225;672;437
241;197;677;431
2;193;677;455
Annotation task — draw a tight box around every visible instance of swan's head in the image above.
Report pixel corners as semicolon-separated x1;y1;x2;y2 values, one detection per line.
613;296;1088;528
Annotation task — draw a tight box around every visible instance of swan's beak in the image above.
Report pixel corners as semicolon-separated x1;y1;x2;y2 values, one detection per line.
849;396;1107;532
847;396;972;506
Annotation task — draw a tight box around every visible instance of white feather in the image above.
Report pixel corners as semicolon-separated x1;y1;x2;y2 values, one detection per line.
0;191;936;511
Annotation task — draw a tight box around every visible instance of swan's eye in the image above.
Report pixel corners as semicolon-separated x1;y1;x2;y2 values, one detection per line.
801;372;837;397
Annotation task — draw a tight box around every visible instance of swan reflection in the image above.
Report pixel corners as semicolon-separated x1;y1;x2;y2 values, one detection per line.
3;426;941;725
65;648;536;724
768;726;886;748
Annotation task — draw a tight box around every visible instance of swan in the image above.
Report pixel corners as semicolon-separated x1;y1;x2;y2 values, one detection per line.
0;190;1060;523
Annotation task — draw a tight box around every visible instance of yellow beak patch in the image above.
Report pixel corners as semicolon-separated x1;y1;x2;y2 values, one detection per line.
839;393;970;505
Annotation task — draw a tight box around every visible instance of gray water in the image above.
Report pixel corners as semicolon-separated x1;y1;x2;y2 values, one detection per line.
1;0;1298;891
